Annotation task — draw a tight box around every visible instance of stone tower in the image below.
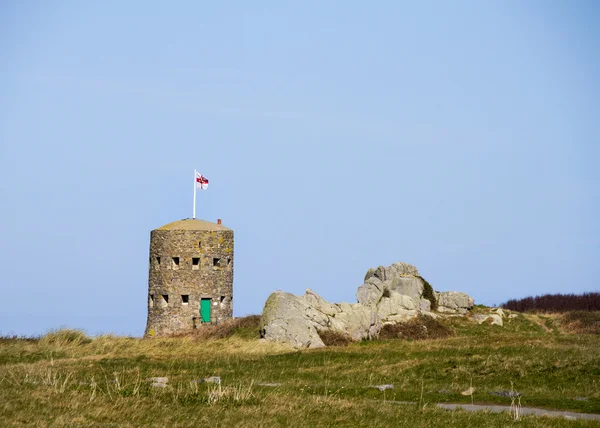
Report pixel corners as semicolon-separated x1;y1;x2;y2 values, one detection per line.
144;218;234;337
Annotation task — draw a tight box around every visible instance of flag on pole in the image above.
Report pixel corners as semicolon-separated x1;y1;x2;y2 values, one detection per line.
195;172;209;190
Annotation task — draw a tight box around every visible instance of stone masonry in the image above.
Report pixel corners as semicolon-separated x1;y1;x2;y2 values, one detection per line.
144;219;234;337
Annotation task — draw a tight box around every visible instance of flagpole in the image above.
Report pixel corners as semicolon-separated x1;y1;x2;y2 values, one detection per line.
193;169;197;219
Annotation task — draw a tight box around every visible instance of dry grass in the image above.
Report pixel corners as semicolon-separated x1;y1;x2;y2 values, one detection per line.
84;334;291;358
40;329;92;346
317;330;353;346
560;311;600;335
206;381;257;405
378;315;454;340
1;314;599;427
174;315;261;340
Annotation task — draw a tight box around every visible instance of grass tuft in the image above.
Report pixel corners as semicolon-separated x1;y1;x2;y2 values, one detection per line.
40;329;91;346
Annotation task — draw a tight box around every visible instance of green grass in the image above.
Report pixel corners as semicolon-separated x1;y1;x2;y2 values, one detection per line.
1;313;599;427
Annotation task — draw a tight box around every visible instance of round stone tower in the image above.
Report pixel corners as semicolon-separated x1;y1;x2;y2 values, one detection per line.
144;218;234;337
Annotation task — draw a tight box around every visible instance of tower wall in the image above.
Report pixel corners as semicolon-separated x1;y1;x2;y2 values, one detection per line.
144;221;234;337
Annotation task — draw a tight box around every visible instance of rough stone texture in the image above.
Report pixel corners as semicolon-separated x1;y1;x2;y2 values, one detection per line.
356;277;384;307
472;314;503;326
357;262;425;308
435;291;474;314
419;299;432;312
333;302;381;340
144;219;234;337
376;291;416;323
492;308;505;318
259;290;380;349
260;261;477;348
259;291;327;349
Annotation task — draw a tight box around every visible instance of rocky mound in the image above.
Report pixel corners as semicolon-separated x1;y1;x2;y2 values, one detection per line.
259;262;475;348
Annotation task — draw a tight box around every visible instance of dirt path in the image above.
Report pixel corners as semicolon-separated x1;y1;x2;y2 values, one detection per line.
435;403;600;421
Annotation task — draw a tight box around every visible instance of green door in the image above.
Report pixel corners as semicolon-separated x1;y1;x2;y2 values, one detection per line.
200;298;211;323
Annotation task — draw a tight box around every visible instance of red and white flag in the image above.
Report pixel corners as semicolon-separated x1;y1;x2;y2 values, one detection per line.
195;172;209;190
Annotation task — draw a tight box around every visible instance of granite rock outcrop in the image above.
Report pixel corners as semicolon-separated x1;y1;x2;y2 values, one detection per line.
260;262;476;348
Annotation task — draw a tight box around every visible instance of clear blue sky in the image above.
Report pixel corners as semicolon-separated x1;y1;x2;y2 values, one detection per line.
1;1;598;336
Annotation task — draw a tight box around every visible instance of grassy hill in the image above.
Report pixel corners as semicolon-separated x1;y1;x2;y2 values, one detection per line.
1;311;599;427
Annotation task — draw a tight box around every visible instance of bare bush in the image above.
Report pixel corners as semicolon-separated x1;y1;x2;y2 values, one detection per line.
561;311;600;335
501;292;600;312
317;330;353;346
378;316;453;340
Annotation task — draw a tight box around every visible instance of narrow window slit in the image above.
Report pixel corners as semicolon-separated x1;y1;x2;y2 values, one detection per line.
162;294;169;305
172;257;179;269
181;295;189;304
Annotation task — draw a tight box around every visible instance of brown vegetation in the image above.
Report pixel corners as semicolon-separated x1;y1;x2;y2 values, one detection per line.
378;315;454;340
560;311;600;335
501;292;600;312
317;330;353;346
175;315;261;340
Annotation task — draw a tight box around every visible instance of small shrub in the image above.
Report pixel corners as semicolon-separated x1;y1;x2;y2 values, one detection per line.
561;311;600;335
382;288;391;298
418;276;438;311
317;330;352;346
40;329;91;346
378;316;453;340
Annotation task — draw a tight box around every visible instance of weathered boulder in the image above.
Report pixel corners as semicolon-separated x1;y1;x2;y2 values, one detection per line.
357;262;426;308
333;302;381;341
435;291;474;314
376;291;417;323
471;314;503;326
355;276;384;307
259;291;327;349
303;289;340;317
259;290;380;349
492;308;505;318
